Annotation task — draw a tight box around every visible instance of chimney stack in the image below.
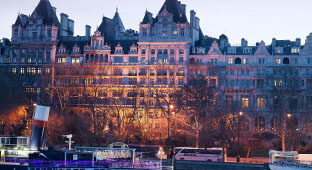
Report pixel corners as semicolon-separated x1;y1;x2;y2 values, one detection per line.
86;25;91;38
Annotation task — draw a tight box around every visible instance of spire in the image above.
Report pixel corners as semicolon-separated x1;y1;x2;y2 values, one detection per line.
113;8;125;32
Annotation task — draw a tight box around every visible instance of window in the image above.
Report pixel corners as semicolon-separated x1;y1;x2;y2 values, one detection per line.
45;68;50;75
32;32;37;38
180;28;185;36
306;96;312;108
283;57;290;64
179;49;184;55
178;79;184;86
291;48;300;53
162;31;167;37
114;57;123;63
254;116;265;131
235;58;242;64
27;68;36;76
257;97;264;108
141;49;146;55
308;57;311;64
170;49;175;55
226;96;233;108
258;58;265;64
151;49;155;55
242;58;248;64
227;58;233;64
72;58;80;65
275;58;281;64
129;57;138;63
114;69;122;76
37;68;41;75
11;68;16;74
179;57;184;63
142;28;147;36
242;97;249;108
128;69;137;76
57;57;66;64
173;29;178;35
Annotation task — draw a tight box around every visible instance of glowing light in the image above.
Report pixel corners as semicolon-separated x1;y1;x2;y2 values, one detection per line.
287;113;292;118
169;105;174;109
239;112;243;116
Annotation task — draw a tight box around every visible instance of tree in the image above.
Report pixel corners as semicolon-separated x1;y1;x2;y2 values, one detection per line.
175;75;217;148
267;65;302;151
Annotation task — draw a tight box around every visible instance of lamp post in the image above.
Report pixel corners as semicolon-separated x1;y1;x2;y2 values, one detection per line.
167;104;174;146
237;111;243;163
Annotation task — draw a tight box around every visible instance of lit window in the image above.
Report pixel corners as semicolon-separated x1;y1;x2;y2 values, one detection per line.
11;68;17;74
257;97;264;108
275;58;281;64
242;97;249;108
243;58;248;64
45;68;50;75
72;58;80;65
21;68;25;75
57;57;66;64
227;58;233;64
37;68;41;75
173;30;178;35
291;48;300;53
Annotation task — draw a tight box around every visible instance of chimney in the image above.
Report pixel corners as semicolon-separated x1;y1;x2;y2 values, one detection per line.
296;38;301;47
85;25;91;38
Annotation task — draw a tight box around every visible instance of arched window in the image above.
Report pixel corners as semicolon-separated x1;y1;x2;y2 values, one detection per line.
235;58;242;64
283;57;290;64
254;116;266;131
141;49;146;55
151;49;155;55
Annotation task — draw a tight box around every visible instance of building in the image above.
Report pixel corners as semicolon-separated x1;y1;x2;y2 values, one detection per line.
1;0;312;141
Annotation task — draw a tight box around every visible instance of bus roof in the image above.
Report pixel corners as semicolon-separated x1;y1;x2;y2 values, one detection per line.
174;147;223;150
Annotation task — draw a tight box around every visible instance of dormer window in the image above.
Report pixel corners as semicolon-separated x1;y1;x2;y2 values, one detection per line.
180;28;185;37
227;47;236;54
275;47;283;54
291;48;300;53
243;48;252;54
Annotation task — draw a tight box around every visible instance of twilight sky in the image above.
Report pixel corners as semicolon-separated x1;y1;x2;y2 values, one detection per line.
0;0;311;45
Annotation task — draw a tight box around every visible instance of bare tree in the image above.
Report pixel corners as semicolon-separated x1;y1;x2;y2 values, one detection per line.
175;75;217;148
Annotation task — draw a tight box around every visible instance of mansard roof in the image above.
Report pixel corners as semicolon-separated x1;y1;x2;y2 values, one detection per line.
141;10;154;24
113;9;125;32
31;0;60;26
153;0;188;24
111;40;138;54
58;40;89;54
98;17;115;44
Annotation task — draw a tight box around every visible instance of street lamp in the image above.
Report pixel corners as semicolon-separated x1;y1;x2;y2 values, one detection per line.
237;111;243;163
287;113;292;118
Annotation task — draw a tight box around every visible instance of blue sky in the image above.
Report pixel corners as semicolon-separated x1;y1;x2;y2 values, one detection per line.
0;0;311;45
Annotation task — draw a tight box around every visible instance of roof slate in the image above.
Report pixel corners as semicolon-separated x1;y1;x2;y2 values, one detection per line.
31;0;60;26
153;0;188;24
